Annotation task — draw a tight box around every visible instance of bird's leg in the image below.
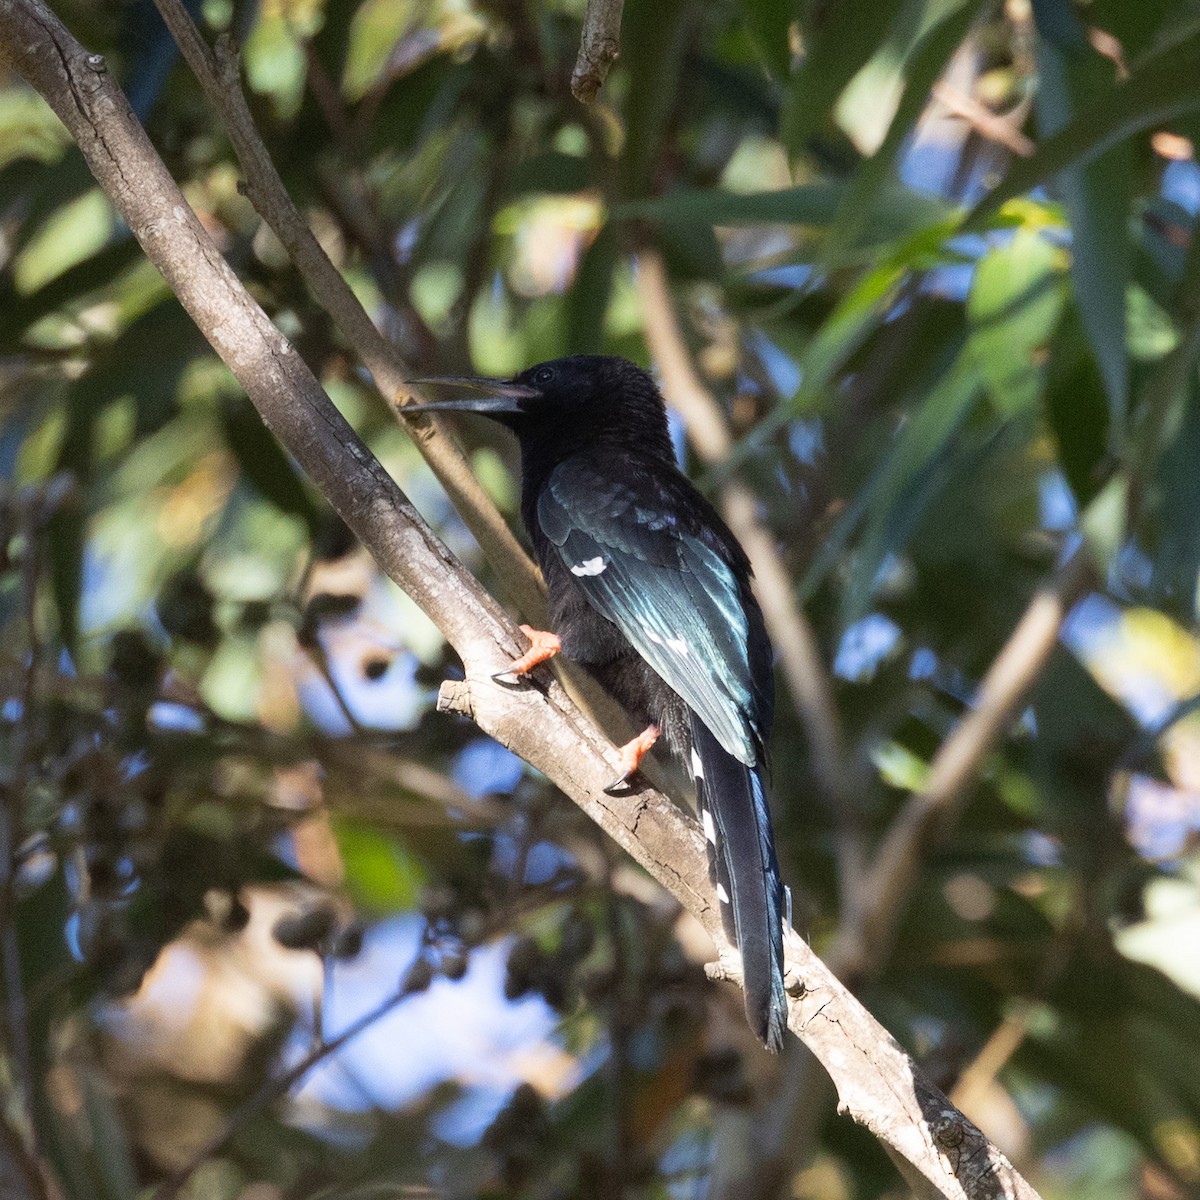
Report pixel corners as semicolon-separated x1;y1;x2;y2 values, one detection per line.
492;625;562;683
603;724;660;794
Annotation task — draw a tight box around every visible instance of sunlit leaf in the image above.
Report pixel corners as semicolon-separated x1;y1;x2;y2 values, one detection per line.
967;227;1067;415
336;820;426;912
823;0;979;264
742;0;795;80
781;0;906;154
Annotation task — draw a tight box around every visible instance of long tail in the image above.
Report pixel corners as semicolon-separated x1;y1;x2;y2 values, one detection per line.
690;715;788;1051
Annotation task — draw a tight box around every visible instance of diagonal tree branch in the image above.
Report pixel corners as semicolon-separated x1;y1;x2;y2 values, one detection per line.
149;0;547;626
0;6;1041;1196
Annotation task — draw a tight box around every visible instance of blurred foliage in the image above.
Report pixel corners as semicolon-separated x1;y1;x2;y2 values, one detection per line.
3;0;1200;1197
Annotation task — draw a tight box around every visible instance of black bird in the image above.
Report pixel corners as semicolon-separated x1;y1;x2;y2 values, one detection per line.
407;355;788;1050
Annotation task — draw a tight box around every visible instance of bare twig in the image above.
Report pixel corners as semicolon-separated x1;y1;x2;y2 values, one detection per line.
0;9;1043;1195
301;636;365;736
636;251;865;912
149;0;547;626
949;1004;1035;1117
931;82;1035;157
572;0;625;103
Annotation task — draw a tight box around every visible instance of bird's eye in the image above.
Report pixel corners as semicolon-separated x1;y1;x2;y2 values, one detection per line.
534;367;555;385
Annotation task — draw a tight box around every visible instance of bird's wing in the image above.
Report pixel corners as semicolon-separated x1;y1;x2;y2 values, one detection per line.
538;458;763;763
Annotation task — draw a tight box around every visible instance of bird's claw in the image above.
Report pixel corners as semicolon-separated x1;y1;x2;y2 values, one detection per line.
602;769;634;796
602;724;660;795
493;626;561;685
490;668;526;685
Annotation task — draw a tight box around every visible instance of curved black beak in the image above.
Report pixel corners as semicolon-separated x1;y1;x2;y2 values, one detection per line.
400;376;541;416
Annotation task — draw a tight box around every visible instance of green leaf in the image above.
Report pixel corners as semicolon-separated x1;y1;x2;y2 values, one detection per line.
872;739;931;791
967;227;1067;415
567;222;617;354
81;1071;139;1200
619;0;692;199
1044;303;1111;506
743;0;797;80
720;229;952;476
12;188;116;294
658;213;723;281
1148;378;1200;619
823;0;979;264
781;0;906;154
0;238;144;350
1081;473;1130;569
1033;27;1132;448
843;356;984;628
336;821;426;913
618;181;954;245
219;396;321;535
507;150;591;197
1127;284;1180;361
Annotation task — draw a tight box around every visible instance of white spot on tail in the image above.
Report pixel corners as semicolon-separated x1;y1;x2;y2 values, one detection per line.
715;882;730;904
701;807;716;844
570;557;606;576
643;627;663;645
690;749;704;779
666;637;689;657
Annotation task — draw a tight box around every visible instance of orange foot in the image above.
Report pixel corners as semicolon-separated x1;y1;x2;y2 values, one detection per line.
493;625;561;683
603;724;660;794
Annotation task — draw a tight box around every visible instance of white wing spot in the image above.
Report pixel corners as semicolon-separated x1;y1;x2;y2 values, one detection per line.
570;556;606;576
643;627;664;645
666;637;689;657
715;883;730;904
691;749;704;780
701;807;716;844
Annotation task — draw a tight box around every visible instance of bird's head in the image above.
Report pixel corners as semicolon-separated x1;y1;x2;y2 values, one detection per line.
404;356;673;467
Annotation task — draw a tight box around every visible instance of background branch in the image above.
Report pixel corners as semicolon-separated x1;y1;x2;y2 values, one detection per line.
636;250;865;913
637;251;1091;1199
833;548;1093;981
150;0;547;626
0;4;1044;1196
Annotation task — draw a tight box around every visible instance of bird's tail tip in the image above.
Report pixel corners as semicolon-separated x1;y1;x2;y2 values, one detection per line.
746;950;790;1053
760;991;790;1053
690;718;790;1053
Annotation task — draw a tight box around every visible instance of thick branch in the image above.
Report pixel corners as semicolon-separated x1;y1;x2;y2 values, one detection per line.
0;7;1040;1196
151;0;546;625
